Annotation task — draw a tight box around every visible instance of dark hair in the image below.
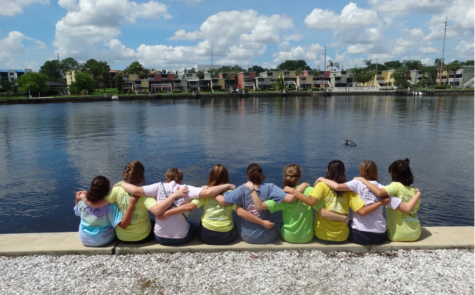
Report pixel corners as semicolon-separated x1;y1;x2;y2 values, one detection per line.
388;158;414;186
247;163;265;184
326;160;346;196
123;161;145;185
86;176;110;203
360;160;378;181
283;164;301;187
207;164;229;187
165;168;183;183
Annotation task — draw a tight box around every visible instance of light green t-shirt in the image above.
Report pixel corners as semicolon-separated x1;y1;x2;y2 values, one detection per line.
192;198;237;232
105;184;158;241
385;182;421;242
310;182;365;242
264;186;321;244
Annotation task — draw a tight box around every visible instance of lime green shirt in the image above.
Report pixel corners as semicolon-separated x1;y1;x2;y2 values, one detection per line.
385;182;421;241
192;198;237;232
105;184;158;241
264;186;321;244
310;182;365;241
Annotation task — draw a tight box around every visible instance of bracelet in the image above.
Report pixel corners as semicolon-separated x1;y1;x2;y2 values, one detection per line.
249;188;256;193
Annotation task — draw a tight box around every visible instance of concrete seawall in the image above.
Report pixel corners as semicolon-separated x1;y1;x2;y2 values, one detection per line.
0;226;472;257
0;89;472;105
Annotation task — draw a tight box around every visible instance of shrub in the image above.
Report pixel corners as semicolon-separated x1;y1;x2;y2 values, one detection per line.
299;88;308;92
311;87;319;91
434;85;446;89
288;85;296;90
172;90;182;93
446;85;451;89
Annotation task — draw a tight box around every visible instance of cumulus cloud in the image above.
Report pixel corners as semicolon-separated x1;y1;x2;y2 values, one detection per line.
424;0;474;40
169;30;204;41
53;0;171;60
369;0;446;18
272;44;323;64
454;39;475;59
0;31;46;69
305;3;379;31
0;0;49;16
169;0;202;6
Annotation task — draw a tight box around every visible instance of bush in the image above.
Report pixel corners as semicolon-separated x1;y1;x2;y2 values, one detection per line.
446;85;451;89
434;85;446;89
288;85;296;90
172;90;182;93
299;88;308;92
311;87;319;91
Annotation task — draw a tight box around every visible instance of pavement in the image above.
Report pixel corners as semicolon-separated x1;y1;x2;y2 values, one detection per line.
0;226;472;257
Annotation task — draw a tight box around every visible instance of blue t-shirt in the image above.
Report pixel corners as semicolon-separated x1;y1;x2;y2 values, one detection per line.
224;183;287;244
74;201;123;247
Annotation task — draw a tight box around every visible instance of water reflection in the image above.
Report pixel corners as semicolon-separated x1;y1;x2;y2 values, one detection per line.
0;95;473;233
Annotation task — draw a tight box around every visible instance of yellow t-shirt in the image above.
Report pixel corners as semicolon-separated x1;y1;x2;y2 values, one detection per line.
192;198;237;232
385;182;421;241
310;182;365;241
105;184;158;241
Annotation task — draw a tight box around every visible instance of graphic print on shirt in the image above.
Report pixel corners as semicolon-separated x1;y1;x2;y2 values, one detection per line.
246;202;261;218
325;195;347;214
358;187;379;205
205;199;228;221
78;205;107;218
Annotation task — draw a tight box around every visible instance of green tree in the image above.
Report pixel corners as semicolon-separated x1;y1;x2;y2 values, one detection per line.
462;60;474;66
351;68;376;85
83;59;111;92
277;60;310;71
0;79;14;94
114;72;124;94
383;60;402;70
421;66;438;87
70;72;95;94
124;61;149;78
39;60;62;82
17;72;49;96
447;60;462;87
196;71;204;79
60;57;80;85
327;60;340;71
390;66;410;88
250;65;265;74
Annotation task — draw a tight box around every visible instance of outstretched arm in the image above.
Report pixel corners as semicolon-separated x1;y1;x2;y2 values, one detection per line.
213;194;228;206
397;189;421;214
149;186;190;216
354;177;388;197
283;182;309;203
235;205;274;229
316;177;351;192
356;197;390;216
318;208;349;224
283;186;319;207
199;183;236;197
117;195;139;229
156;202;197;220
244;182;267;211
120;182;147;196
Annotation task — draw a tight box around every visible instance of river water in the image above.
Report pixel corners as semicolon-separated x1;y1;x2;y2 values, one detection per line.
0;95;473;233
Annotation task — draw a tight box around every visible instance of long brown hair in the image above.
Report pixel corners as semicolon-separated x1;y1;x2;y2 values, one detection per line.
207;164;229;187
326;160;346;196
388;158;414;186
283;164;301;187
123;161;145;185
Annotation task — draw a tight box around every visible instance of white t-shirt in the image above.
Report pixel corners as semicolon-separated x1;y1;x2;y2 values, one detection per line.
143;181;203;239
346;179;400;233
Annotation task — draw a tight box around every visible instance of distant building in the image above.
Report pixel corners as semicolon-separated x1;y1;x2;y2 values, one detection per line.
0;69;32;83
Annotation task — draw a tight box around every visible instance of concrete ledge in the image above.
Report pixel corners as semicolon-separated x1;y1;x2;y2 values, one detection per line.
0;227;472;257
0;232;116;256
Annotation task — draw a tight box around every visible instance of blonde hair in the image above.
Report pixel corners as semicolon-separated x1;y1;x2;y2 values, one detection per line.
359;160;378;181
283;164;301;187
123;161;145;185
165;168;183;182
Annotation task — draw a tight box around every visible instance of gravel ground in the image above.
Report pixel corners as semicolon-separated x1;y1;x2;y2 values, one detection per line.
0;249;473;294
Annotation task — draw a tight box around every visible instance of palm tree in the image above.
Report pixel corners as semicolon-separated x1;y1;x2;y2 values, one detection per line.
363;59;372;69
327;60;339;71
434;58;444;86
448;60;461;87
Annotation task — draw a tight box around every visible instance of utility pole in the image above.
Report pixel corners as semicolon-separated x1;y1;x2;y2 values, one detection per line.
211;51;213;70
324;46;326;72
438;17;447;86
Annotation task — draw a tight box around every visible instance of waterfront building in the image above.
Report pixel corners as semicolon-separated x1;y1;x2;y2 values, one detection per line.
123;73;149;93
0;69;32;83
436;66;474;88
218;72;237;90
149;72;175;93
237;72;256;90
278;70;298;89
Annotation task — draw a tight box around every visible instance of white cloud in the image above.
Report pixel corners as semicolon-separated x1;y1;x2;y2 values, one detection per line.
0;31;46;69
418;46;438;54
169;30;204;41
425;0;474;40
278;41;291;52
284;34;303;41
53;0;171;61
369;0;446;18
272;45;321;64
305;3;379;31
454;39;475;59
0;0;49;16
169;0;202;6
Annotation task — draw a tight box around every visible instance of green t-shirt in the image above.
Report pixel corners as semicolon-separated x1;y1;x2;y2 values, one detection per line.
192;198;237;232
105;184;158;241
385;182;421;241
264;186;320;244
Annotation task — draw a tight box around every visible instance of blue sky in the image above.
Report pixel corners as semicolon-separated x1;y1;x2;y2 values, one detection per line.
0;0;473;72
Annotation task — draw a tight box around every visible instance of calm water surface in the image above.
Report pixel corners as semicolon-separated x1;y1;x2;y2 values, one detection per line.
0;95;473;233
